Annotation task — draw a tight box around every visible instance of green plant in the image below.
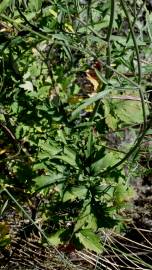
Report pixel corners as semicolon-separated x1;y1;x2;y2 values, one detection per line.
0;0;151;255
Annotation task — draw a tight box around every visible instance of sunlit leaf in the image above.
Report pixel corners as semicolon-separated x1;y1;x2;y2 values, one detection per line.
95;69;108;85
47;229;65;246
115;100;149;124
85;130;94;158
70;89;111;121
55;154;78;168
19;81;33;92
55;147;78;168
91;152;119;174
0;0;13;14
63;186;87;202
76;229;102;253
28;0;42;11
39;142;62;157
34;174;65;190
114;183;136;205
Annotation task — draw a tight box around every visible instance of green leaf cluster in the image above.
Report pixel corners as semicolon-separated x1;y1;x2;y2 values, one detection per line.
0;0;151;254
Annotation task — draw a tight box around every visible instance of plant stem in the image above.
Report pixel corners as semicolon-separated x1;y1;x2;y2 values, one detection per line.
105;0;115;79
90;0;115;121
99;116;152;177
120;0;147;130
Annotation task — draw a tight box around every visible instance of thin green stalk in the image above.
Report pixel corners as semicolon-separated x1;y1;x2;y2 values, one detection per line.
120;0;141;84
16;0;43;34
120;0;147;129
0;57;4;92
64;0;72;24
106;0;115;79
124;1;145;48
87;0;93;24
75;0;80;12
76;17;106;41
133;0;137;17
0;14;52;40
83;0;93;47
3;188;75;270
0;15;141;90
99;116;152;177
90;0;115;122
98;61;139;88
